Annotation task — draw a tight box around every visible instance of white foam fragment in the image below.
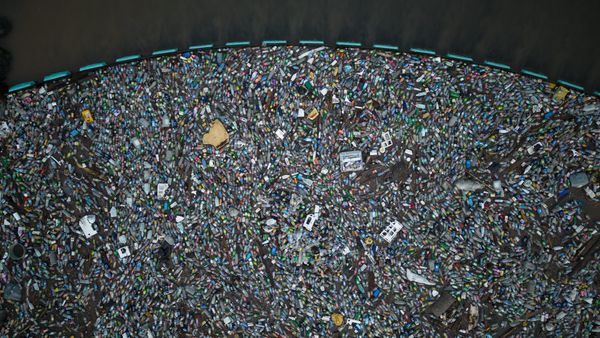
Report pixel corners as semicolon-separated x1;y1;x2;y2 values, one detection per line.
406;269;435;286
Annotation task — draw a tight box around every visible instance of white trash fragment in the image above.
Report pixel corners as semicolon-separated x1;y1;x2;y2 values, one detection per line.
162;116;170;127
117;246;131;258
584;186;596;199
297;46;327;59
339;151;364;172
380;220;403;243
157;183;168;199
527;142;543;155
275;129;286;139
403;149;414;162
0;121;11;139
406;269;435;286
79;215;97;238
455;179;484;191
380;131;393;153
303;205;321;231
132;138;142;149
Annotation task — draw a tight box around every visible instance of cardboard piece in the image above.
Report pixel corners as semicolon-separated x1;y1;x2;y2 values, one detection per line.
202;120;229;149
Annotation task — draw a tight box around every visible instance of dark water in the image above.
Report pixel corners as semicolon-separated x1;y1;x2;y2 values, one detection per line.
1;0;599;91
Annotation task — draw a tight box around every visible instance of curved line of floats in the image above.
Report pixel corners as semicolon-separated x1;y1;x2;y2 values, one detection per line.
7;40;599;97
